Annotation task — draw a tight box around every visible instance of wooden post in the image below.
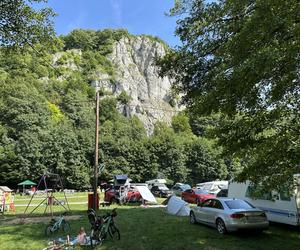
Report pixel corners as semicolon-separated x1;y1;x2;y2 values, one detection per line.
93;91;100;210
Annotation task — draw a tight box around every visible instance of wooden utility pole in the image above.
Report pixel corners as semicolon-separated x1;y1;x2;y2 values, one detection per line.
93;90;100;210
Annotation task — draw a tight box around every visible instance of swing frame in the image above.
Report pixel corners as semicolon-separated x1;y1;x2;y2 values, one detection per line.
22;172;71;218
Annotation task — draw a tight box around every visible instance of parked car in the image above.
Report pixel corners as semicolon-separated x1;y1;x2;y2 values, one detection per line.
150;184;173;198
104;187;142;204
190;198;269;234
182;188;215;204
196;181;228;195
171;183;191;196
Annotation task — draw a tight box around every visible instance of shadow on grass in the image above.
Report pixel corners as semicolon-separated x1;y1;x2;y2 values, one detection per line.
1;206;300;250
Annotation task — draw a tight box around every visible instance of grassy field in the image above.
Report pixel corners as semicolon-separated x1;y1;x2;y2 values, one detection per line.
13;192;87;205
0;193;300;250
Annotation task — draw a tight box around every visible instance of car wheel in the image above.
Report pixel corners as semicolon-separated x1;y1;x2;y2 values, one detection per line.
216;218;227;234
190;212;196;224
195;198;200;205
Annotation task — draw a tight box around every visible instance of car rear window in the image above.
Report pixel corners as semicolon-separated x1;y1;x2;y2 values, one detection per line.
182;184;191;190
225;200;254;209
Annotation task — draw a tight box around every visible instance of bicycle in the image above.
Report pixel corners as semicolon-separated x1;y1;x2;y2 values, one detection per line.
87;208;120;247
45;212;71;236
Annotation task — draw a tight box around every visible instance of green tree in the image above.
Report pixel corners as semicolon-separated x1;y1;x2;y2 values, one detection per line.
99;97;120;123
171;113;193;134
0;125;17;186
117;91;131;105
99;109;150;182
185;138;227;186
0;0;55;46
62;29;97;51
159;0;300;188
150;122;189;183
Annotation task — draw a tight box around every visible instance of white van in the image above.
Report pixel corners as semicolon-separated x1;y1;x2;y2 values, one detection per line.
228;174;300;226
145;179;167;189
196;181;228;195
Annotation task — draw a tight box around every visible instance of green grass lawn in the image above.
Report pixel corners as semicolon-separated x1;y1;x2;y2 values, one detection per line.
1;194;300;250
13;192;88;206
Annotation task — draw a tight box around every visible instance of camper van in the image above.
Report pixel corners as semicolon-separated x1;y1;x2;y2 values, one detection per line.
196;181;228;195
228;174;300;226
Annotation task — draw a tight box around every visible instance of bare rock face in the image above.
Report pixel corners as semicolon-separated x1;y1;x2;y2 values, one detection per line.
92;36;178;134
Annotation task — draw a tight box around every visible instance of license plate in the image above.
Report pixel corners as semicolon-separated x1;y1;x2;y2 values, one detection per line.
247;216;263;222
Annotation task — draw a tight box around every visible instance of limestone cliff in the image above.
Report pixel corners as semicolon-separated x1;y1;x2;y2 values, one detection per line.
91;36;178;134
53;33;179;134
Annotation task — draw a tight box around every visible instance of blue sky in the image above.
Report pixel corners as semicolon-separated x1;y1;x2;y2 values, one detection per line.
40;0;181;47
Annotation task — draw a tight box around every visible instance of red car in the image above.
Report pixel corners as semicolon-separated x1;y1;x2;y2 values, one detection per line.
104;187;142;204
181;188;215;204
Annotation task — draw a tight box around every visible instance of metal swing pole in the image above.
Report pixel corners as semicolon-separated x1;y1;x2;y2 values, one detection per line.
23;174;44;218
60;177;70;211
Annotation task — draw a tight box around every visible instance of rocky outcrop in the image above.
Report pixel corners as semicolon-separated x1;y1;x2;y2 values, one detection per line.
92;36;179;134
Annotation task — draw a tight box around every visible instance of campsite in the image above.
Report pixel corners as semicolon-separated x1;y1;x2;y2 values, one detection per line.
1;176;300;250
1;191;300;250
1;0;300;249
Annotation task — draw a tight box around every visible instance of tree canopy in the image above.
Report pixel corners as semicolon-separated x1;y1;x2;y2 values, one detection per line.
0;0;55;46
0;25;234;188
159;0;300;189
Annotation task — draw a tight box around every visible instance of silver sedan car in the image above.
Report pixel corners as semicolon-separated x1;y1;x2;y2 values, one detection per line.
190;198;269;234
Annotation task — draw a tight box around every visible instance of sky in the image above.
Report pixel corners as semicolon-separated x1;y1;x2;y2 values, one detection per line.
38;0;181;47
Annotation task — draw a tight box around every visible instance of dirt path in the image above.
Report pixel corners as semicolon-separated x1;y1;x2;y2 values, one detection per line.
2;215;82;225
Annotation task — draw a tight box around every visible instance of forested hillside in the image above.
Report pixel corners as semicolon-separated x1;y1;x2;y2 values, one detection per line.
0;29;238;188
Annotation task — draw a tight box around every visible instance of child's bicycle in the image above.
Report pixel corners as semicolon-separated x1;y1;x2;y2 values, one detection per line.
87;208;120;247
45;212;71;236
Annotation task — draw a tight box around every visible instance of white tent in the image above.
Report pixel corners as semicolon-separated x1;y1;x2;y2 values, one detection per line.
135;185;157;203
166;196;190;216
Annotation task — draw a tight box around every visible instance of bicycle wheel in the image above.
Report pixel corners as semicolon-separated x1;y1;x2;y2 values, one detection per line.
45;225;52;237
90;229;96;248
90;229;103;248
99;229;107;241
62;221;71;233
108;224;120;240
90;229;94;248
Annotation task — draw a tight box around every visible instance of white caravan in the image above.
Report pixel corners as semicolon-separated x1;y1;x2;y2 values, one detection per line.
228;174;300;226
196;181;228;195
